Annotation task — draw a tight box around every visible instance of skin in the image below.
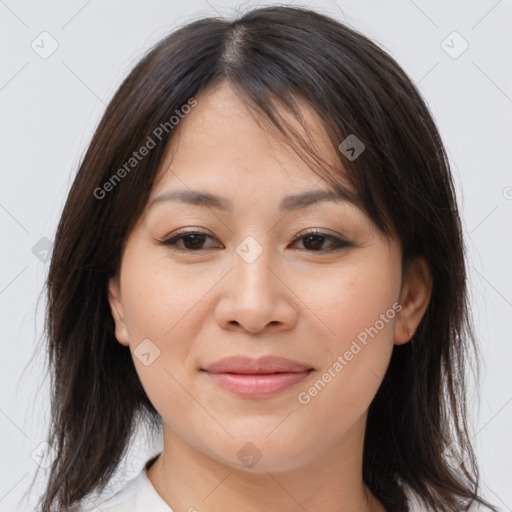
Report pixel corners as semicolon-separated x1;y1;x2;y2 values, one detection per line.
108;80;432;512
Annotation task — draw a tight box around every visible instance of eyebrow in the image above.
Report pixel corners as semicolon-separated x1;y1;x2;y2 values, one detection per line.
147;187;360;213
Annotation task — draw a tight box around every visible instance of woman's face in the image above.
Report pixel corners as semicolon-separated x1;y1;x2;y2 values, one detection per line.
108;80;429;472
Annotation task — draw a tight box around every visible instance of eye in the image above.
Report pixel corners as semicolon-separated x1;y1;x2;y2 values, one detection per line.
158;228;353;253
290;228;353;252
158;229;220;251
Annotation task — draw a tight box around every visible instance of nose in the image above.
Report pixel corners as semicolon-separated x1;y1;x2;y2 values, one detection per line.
214;243;298;334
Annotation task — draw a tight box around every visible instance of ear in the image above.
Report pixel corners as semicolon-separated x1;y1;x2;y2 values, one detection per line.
394;256;432;346
107;274;131;346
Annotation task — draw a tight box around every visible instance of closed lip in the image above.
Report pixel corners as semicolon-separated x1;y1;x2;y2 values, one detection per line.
201;355;314;374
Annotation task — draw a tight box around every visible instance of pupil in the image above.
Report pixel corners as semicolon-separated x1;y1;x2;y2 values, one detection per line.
304;235;324;251
184;234;205;250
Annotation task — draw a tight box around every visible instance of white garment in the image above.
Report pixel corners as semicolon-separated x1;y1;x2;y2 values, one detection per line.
75;455;174;512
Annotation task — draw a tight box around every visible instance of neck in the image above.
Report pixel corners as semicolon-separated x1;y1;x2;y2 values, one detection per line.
146;414;386;512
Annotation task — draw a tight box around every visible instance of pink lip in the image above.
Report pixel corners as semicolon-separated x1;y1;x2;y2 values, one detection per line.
201;355;314;398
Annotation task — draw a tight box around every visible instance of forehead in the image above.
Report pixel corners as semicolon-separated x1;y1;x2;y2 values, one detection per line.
150;80;352;200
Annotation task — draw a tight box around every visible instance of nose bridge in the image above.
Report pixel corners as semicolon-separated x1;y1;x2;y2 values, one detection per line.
233;234;274;299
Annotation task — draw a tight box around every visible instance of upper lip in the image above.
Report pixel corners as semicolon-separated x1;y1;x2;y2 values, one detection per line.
201;355;314;374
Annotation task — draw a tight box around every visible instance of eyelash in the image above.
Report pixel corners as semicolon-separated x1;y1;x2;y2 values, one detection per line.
158;228;353;253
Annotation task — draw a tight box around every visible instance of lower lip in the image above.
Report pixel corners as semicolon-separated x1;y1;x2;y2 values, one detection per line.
202;370;313;398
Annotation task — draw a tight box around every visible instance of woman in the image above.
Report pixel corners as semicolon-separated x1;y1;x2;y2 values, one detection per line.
35;5;498;512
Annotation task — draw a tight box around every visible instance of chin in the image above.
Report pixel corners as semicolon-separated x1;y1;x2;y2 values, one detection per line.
206;434;314;473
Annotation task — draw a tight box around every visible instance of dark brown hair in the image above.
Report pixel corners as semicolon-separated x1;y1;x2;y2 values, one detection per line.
31;5;497;511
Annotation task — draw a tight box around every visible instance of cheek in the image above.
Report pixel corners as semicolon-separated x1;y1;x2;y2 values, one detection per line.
298;256;399;346
292;259;399;421
118;251;206;408
120;247;206;342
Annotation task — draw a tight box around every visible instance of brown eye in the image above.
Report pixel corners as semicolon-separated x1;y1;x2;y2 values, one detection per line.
159;228;353;253
159;230;220;251
291;231;353;252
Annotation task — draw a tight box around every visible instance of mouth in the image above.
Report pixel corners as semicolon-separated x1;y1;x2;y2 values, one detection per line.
200;355;315;399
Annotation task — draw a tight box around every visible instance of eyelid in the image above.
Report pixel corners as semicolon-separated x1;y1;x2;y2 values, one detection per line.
157;227;354;252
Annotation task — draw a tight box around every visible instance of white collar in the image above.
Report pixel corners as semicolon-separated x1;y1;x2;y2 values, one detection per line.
76;454;174;511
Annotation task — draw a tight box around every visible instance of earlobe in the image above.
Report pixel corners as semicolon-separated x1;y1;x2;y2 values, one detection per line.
394;257;433;346
107;275;131;346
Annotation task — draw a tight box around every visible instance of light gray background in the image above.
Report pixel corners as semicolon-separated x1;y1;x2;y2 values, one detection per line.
0;0;511;511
